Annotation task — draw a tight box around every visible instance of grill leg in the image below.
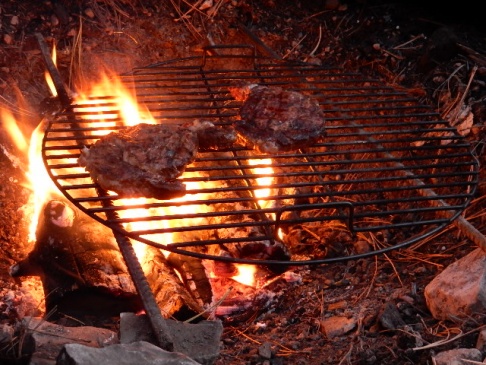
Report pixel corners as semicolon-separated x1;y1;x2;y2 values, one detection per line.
113;230;175;351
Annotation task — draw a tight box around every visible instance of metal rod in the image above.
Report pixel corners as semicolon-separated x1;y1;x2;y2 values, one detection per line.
97;188;174;351
238;23;282;59
453;215;486;251
112;229;175;351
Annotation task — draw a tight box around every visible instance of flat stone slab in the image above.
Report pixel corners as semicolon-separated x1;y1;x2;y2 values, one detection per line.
119;312;223;365
57;340;202;365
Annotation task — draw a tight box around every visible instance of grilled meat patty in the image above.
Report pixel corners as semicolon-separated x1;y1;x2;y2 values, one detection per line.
78;123;197;199
78;121;237;200
231;85;326;153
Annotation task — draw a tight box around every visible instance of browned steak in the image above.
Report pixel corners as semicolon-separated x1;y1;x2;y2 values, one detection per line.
78;121;237;199
78;123;198;200
230;85;326;153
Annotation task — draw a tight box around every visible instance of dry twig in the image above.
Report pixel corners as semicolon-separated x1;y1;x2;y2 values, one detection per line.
412;324;486;351
308;25;322;57
450;65;478;122
393;34;425;50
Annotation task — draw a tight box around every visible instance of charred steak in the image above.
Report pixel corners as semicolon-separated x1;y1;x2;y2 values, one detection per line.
78;123;197;199
230;85;326;153
78;121;237;200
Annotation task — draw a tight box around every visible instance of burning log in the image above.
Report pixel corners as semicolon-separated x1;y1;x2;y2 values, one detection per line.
10;199;139;319
10;199;203;322
140;249;205;318
167;253;213;306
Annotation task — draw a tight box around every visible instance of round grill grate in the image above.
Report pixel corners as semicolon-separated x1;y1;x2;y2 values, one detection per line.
41;45;479;266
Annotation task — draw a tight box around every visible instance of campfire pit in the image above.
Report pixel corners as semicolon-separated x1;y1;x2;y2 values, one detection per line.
1;0;485;363
15;42;476;357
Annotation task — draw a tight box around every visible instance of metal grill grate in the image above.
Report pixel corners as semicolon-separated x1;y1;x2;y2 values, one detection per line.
41;45;479;266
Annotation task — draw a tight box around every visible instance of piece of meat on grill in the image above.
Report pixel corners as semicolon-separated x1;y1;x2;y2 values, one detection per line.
78;123;197;200
230;84;326;153
78;121;237;200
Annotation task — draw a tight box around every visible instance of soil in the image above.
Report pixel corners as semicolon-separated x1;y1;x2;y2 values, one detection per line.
1;1;486;364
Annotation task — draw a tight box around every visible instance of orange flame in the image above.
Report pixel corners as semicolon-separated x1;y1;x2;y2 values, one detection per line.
231;264;257;287
248;158;274;209
1;109;62;242
45;43;57;97
4;67;279;289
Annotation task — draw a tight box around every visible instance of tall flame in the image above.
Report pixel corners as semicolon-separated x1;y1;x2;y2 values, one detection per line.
1;109;62;242
45;43;57;97
248;158;274;209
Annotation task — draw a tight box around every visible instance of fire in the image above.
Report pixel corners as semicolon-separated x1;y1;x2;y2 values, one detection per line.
2;63;279;305
1;109;62;242
76;74;154;126
44;43;57;97
231;264;257;287
1;109;29;153
248;158;274;209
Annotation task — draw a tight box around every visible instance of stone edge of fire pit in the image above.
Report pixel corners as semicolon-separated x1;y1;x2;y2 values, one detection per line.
119;312;223;365
3;313;223;365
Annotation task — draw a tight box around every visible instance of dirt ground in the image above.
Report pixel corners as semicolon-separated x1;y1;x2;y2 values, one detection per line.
1;1;486;364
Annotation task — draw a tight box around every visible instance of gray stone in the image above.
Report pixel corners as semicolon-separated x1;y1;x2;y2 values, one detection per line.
0;322;14;344
425;248;486;320
378;302;406;330
258;342;272;359
432;348;482;365
119;312;222;365
57;340;201;365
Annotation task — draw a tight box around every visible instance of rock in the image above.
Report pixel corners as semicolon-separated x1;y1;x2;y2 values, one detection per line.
10;16;19;26
258;342;272;359
3;34;13;45
119;312;222;365
57;341;202;365
424;248;486;320
84;8;95;19
378;302;406;330
22;317;117;364
0;323;14;343
13;313;222;364
319;316;356;338
417;27;459;73
431;348;482;365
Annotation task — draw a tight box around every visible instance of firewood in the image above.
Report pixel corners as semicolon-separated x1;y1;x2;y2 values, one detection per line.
10;199;204;321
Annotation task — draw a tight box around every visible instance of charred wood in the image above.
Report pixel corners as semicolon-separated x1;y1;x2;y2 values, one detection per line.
139;247;205;320
10;199;204;323
10;199;140;321
167;253;213;307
